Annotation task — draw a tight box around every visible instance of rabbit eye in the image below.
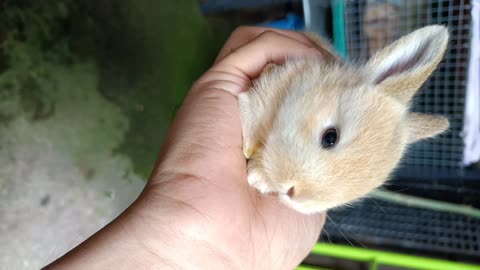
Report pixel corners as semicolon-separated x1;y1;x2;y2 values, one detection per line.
321;128;339;149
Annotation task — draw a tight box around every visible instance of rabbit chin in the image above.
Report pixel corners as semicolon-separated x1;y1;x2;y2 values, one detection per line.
279;194;341;215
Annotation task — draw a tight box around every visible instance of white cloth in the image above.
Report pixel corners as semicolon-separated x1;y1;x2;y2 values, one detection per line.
462;0;480;165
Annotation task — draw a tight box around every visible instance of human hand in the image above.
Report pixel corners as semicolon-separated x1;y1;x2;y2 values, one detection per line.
46;27;326;270
144;26;326;269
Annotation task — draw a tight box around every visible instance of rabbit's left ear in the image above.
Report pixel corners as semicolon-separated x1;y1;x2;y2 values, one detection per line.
367;25;449;104
407;113;449;143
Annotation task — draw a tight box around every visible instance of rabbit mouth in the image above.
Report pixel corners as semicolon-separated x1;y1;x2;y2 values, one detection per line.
279;194;328;215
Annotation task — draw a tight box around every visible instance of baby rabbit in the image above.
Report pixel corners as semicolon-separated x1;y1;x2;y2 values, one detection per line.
238;25;449;214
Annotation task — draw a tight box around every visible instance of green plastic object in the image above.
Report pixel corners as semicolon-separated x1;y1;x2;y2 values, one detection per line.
331;0;347;58
310;243;480;270
297;265;331;270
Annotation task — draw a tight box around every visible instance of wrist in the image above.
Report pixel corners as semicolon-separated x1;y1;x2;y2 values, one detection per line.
45;188;244;270
43;199;172;270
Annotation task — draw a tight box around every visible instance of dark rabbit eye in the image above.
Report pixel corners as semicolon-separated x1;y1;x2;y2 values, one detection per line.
321;128;339;149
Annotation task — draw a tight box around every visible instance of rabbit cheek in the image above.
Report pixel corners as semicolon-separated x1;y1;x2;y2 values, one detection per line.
247;159;276;194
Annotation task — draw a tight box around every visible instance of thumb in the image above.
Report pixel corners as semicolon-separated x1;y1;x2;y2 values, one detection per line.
151;87;245;186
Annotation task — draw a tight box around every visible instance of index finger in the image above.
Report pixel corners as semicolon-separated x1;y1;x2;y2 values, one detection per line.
214;26;316;64
208;31;322;89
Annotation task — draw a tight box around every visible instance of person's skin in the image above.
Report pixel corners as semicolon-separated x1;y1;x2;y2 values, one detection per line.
45;27;326;270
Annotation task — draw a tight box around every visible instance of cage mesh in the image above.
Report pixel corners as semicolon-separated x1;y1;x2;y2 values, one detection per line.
321;198;480;261
343;0;472;169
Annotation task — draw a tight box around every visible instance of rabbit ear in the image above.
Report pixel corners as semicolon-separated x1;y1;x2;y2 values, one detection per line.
367;25;449;104
407;113;449;143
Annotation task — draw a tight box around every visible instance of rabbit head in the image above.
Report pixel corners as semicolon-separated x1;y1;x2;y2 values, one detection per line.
258;25;449;214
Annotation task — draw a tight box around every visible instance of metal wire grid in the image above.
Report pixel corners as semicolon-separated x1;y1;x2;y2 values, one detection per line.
321;199;480;260
343;0;472;169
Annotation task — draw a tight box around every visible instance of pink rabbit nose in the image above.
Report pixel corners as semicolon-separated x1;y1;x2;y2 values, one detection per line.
287;186;295;198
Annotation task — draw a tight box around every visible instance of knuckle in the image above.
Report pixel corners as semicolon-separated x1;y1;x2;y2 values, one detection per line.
257;30;278;42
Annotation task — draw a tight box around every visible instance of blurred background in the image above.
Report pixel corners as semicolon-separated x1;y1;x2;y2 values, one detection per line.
0;0;478;269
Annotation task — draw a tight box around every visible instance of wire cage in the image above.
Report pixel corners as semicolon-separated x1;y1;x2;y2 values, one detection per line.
343;0;472;172
318;0;480;263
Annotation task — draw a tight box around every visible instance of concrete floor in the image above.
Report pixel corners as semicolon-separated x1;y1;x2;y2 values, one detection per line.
0;63;145;269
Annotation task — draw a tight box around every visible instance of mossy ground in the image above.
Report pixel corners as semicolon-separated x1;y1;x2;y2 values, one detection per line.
0;0;231;179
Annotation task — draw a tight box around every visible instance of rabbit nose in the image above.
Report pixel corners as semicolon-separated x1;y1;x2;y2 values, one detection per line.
287;186;295;198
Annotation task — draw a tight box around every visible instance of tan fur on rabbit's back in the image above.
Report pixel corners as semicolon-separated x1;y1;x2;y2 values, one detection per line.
238;25;450;214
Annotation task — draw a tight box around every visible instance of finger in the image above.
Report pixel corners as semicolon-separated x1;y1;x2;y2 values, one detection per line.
212;30;322;85
215;26;316;64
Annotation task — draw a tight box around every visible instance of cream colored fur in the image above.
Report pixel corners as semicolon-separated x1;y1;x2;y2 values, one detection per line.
238;25;450;214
